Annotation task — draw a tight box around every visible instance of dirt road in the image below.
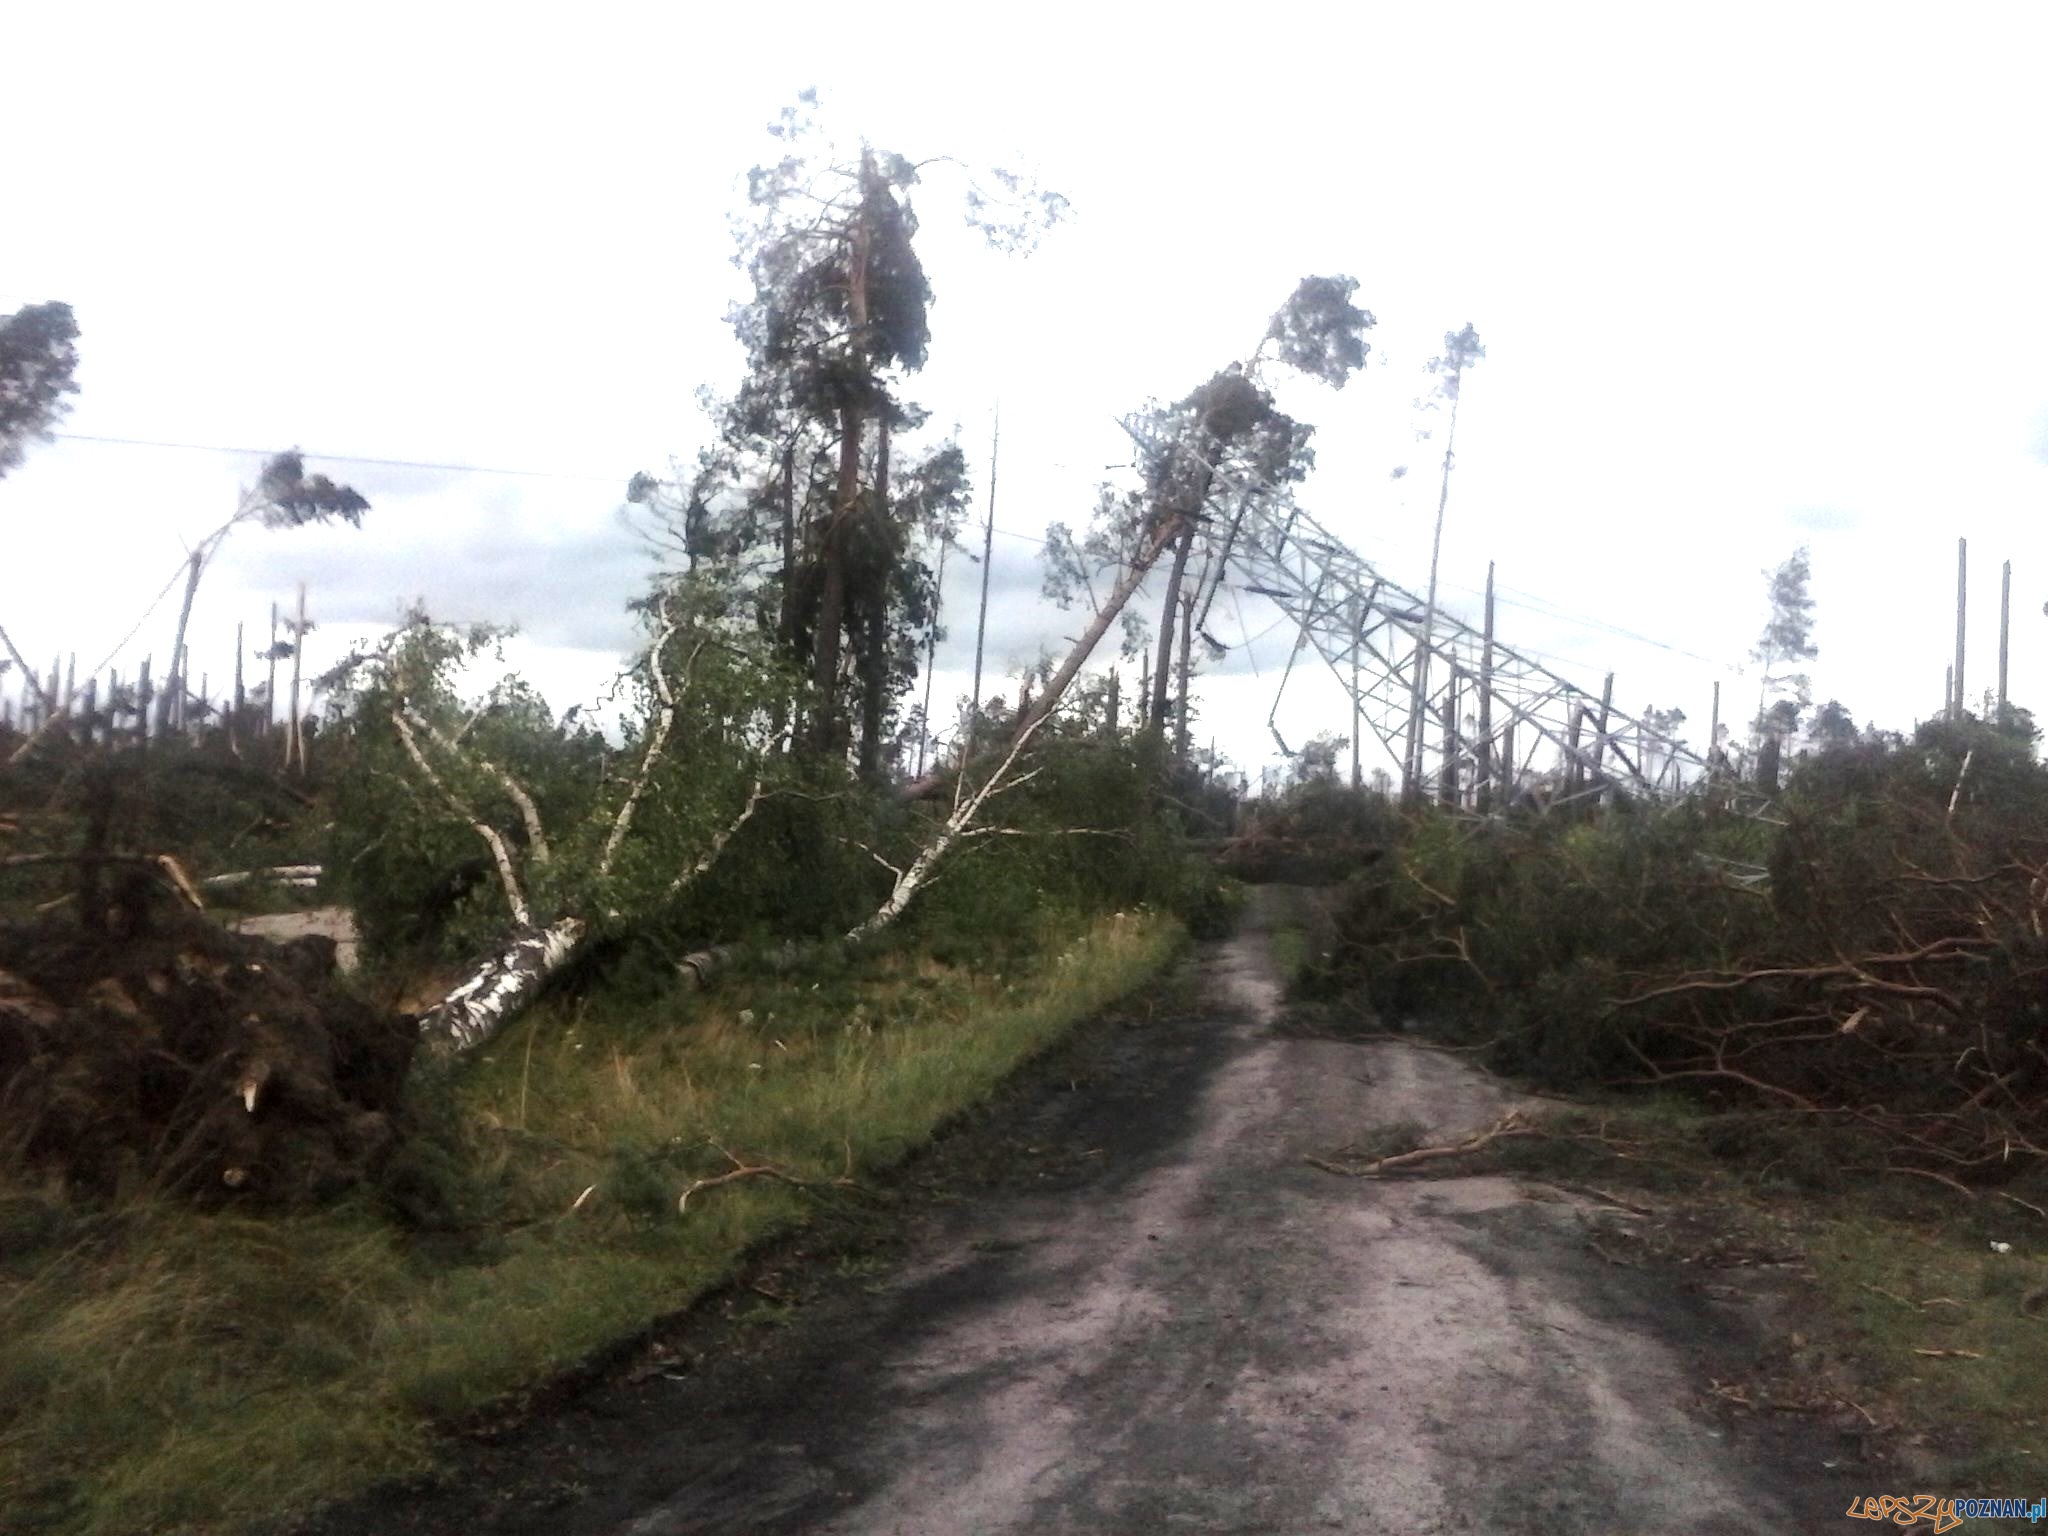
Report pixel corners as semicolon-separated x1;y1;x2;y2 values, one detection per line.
302;888;1862;1535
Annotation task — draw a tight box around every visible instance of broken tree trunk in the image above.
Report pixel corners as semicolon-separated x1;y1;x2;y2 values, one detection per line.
415;917;589;1054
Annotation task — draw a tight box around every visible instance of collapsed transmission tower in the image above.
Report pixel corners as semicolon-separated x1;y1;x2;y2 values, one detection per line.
1122;415;1715;811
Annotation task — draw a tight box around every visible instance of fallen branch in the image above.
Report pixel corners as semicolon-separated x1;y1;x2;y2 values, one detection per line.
676;1142;859;1214
1531;1180;1657;1216
200;864;323;889
0;850;206;909
1306;1111;1531;1177
663;778;765;900
2002;1190;2048;1221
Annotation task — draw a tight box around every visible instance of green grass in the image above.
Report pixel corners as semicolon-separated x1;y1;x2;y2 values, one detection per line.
1808;1213;2048;1490
0;908;1182;1535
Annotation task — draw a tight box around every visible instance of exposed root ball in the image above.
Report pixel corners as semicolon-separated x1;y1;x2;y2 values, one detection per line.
0;906;416;1204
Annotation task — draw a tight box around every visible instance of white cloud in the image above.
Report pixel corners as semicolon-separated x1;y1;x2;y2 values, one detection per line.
5;3;2047;770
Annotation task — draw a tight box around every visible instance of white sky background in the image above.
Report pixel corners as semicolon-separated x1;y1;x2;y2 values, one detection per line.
5;2;2046;785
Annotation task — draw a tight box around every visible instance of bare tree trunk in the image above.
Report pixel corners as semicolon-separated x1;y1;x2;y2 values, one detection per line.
1015;508;1190;745
416;919;589;1054
137;655;153;751
915;536;948;777
231;622;244;757
1439;665;1461;808
266;602;279;740
1173;586;1195;770
964;410;1000;768
813;414;857;753
287;583;306;774
812;169;873;758
777;439;797;655
1149;525;1194;735
169;548;204;732
852;508;1198;940
1404;385;1465;808
1564;706;1585;804
1953;536;1967;722
856;416;893;778
1591;671;1615;803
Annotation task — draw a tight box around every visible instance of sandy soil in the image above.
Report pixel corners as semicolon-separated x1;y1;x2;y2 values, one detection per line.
233;905;360;973
287;887;1868;1536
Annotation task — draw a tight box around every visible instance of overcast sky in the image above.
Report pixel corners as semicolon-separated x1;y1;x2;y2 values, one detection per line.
6;3;2046;784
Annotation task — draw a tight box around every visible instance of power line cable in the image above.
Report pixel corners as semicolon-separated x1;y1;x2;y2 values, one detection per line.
43;430;1744;675
50;431;626;485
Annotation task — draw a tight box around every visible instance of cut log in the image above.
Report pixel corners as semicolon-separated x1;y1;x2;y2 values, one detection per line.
201;864;324;890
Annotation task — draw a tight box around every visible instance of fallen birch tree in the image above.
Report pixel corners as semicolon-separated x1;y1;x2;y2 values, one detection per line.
330;595;781;1056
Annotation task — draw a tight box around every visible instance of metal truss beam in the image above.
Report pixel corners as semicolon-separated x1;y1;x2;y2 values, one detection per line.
1122;417;1715;808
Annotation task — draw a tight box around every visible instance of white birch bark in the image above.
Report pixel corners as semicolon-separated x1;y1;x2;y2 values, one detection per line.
846;506;1186;943
391;709;532;926
416;916;588;1053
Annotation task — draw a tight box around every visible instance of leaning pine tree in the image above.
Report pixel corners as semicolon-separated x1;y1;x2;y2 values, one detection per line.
872;276;1376;930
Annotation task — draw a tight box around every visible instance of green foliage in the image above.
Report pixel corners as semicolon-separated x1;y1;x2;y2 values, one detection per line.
1751;545;1817;740
254;449;370;528
0;300;81;479
1262;275;1375;388
1307;803;1775;1079
903;720;1238;959
323;621;604;962
1309;719;2048;1199
0;736;330;917
1224;778;1403;885
1424;322;1485;402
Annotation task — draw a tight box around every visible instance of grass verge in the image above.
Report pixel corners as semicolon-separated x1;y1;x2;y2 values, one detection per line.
0;907;1181;1535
